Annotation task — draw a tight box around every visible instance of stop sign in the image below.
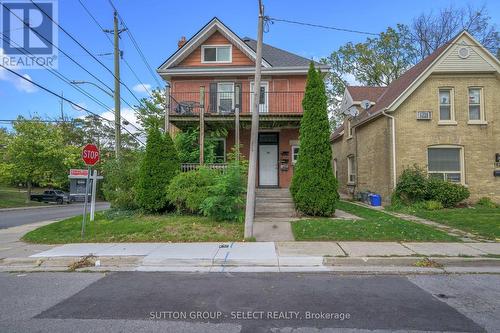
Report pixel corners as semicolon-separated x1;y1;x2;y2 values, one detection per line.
82;144;100;166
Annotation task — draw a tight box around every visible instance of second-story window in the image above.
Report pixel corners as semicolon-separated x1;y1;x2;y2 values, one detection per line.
202;45;232;63
438;88;454;122
346;118;353;138
468;87;484;123
217;82;234;113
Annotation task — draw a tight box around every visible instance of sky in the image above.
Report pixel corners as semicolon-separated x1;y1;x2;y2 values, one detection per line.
1;0;499;131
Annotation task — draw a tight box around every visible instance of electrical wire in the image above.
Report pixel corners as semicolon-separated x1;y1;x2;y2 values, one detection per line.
77;0;156;100
0;64;145;146
107;0;163;88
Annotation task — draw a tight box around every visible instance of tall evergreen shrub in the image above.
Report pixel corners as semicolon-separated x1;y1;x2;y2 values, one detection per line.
290;63;339;216
137;127;179;213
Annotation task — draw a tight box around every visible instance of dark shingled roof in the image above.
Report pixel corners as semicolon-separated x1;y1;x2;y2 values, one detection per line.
243;37;317;67
346;86;387;102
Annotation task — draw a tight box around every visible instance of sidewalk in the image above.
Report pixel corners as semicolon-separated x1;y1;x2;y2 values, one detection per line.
1;240;499;274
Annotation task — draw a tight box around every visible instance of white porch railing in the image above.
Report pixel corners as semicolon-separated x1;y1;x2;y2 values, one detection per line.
180;163;228;172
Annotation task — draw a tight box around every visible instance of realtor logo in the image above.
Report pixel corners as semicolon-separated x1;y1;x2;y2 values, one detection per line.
1;0;58;69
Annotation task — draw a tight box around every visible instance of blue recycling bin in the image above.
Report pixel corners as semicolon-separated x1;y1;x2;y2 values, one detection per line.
369;194;382;206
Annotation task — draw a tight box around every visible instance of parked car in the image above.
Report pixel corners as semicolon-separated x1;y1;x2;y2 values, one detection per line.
30;190;70;204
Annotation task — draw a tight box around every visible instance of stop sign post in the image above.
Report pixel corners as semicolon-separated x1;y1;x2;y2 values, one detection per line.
81;144;100;238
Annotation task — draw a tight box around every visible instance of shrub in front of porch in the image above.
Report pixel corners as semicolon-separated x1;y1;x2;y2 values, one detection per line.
201;155;247;222
166;167;217;214
290;63;339;216
137;127;180;213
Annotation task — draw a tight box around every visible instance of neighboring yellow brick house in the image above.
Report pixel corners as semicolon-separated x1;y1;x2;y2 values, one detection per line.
331;31;500;204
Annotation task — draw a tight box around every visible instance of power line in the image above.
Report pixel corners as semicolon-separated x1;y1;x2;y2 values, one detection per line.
266;17;380;36
0;30;143;137
77;0;155;100
107;0;163;88
1;2;144;134
28;0;149;110
267;16;494;51
0;64;145;146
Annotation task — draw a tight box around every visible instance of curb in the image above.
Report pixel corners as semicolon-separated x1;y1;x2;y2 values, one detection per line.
0;202;110;212
323;256;500;267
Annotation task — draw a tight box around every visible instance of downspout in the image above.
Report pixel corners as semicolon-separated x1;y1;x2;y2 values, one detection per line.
381;109;397;189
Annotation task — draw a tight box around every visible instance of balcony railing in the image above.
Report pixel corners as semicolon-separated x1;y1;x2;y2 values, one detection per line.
180;163;228;172
169;91;304;116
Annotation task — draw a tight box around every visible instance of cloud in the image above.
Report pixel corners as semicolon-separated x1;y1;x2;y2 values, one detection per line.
132;83;152;94
0;48;37;93
13;74;38;93
99;107;142;133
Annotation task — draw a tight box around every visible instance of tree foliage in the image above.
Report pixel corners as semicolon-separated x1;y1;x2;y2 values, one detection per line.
321;4;499;127
4;118;81;199
290;63;339;216
174;127;228;164
137;126;179;213
134;88;165;132
101;151;142;210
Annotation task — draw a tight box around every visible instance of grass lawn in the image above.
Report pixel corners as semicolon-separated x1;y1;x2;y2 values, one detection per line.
392;206;500;240
22;210;244;244
0;185;46;209
291;201;459;242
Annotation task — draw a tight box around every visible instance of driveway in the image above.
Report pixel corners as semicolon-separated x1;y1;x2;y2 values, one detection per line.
0;202;110;229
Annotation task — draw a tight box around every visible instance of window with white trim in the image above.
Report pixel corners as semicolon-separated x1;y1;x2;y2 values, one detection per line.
346;118;353;138
249;81;268;113
438;88;454;122
468;87;484;122
347;155;356;184
217;82;234;113
291;145;299;165
427;146;463;183
202;45;232;63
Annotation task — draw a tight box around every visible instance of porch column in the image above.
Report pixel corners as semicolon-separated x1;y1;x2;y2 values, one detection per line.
199;86;205;165
235;84;240;160
164;85;170;134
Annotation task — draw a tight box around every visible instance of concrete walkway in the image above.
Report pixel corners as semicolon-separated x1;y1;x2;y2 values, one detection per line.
2;241;498;273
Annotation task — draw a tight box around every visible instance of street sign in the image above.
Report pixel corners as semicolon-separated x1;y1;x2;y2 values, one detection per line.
82;144;100;166
70;169;88;177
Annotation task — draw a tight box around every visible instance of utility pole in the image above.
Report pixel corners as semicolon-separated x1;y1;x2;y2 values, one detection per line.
104;11;126;159
244;0;265;238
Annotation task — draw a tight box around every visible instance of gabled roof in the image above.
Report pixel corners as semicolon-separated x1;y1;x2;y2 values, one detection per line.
243;37;320;67
331;30;500;141
157;17;327;76
158;17;270;71
346;86;386;102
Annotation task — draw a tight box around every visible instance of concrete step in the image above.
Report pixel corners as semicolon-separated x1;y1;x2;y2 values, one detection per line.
255;197;293;204
256;208;296;215
255;201;295;209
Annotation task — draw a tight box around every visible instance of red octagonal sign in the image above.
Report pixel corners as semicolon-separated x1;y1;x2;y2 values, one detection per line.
82;144;100;166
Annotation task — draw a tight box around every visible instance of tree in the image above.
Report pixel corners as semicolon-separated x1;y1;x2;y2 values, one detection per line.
290;63;339;216
174;127;228;163
321;25;415;128
0;128;12;184
409;4;500;61
134;88;165;132
136;126;179;213
6;118;80;201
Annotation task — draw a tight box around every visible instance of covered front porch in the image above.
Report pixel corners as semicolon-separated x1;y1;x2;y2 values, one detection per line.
170;115;301;188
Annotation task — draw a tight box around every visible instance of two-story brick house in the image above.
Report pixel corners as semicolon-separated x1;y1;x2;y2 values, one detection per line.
158;17;326;188
331;31;500;204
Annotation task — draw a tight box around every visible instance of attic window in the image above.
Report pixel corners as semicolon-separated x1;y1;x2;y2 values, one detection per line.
202;45;232;63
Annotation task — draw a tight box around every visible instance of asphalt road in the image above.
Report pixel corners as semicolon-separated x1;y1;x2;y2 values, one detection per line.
0;272;498;332
0;202;110;229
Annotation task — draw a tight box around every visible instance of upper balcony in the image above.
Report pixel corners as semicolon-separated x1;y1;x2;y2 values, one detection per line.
168;90;305;118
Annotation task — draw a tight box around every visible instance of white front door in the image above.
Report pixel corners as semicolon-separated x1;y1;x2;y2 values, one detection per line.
259;145;278;186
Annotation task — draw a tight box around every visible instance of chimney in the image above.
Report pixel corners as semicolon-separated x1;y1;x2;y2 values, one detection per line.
177;36;187;49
